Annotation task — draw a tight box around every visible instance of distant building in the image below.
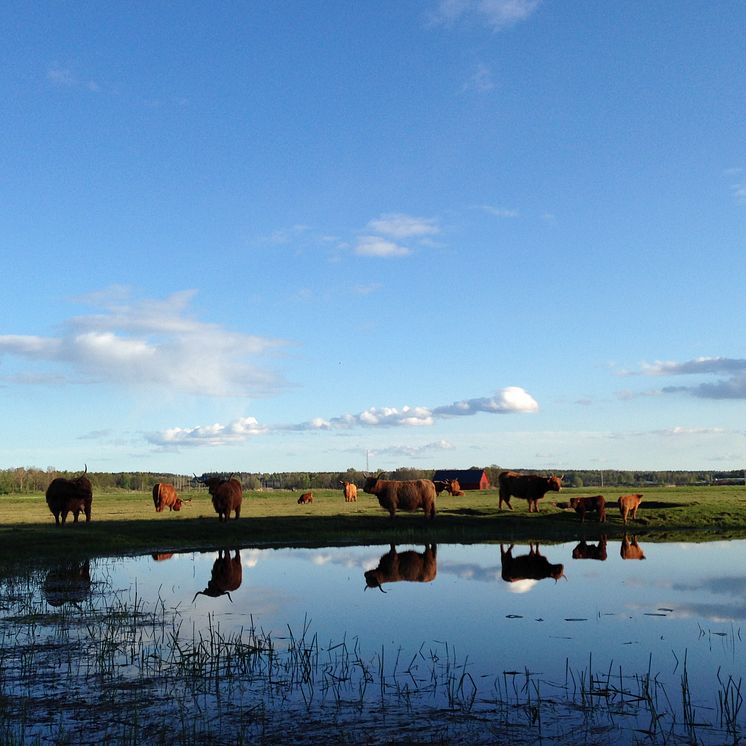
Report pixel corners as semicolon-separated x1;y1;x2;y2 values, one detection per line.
432;469;491;491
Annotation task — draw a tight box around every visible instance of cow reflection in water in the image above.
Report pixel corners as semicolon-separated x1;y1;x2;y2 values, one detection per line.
620;535;646;560
500;544;566;583
572;537;608;561
43;560;92;607
193;549;243;602
365;545;437;592
151;553;174;561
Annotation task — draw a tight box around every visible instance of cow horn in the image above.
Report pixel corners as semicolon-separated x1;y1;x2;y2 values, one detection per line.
192;591;205;602
83;464;88;474
364;585;387;594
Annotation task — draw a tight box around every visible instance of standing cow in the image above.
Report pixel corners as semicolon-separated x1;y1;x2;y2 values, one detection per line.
618;493;643;523
620;535;646;560
569;495;607;522
363;474;436;519
365;545;437;592
500;543;566;583
572;538;608;561
340;481;358;502
193;549;243;602
200;476;243;521
152;483;183;512
498;471;562;512
45;466;93;526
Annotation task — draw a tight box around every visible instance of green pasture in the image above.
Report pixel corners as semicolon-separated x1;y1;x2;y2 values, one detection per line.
2;484;746;563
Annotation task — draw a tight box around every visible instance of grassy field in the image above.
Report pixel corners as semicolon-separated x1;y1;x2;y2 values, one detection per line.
2;483;746;563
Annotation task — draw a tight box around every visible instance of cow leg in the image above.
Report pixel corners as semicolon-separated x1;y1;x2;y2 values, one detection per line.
233;507;240;519
61;510;68;525
73;511;80;523
54;512;60;526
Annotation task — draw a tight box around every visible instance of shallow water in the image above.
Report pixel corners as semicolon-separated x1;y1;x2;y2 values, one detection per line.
3;539;746;743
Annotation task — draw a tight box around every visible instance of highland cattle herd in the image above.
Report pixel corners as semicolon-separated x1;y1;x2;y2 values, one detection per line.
43;465;645;528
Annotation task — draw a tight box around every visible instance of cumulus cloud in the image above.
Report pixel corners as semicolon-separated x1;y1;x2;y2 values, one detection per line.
430;0;542;31
350;213;440;259
637;357;746;400
148;387;539;448
0;287;288;397
353;235;412;258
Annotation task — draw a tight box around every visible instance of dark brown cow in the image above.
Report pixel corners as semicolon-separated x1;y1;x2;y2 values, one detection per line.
42;560;91;607
363;474;436;519
500;543;565;583
152;483;183;512
202;476;242;521
618;493;643;523
297;491;313;504
434;480;450;496
45;466;93;526
569;495;607;522
339;481;358;502
498;471;562;512
365;545;437;592
572;537;608;561
620;535;646;560
193;549;243;601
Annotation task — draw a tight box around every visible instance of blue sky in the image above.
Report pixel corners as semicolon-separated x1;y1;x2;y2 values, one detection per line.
2;1;745;474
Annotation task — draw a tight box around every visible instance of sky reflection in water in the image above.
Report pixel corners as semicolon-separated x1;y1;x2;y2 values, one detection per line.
99;539;746;694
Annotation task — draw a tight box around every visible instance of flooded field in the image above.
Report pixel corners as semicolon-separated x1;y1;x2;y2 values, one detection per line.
1;539;745;744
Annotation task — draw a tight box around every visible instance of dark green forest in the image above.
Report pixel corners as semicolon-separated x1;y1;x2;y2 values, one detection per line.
1;465;744;494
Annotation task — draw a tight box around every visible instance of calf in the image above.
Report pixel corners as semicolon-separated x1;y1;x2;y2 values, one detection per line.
572;538;608;561
620;535;646;560
340;481;358;502
569;495;607;522
297;491;313;504
618;493;643;523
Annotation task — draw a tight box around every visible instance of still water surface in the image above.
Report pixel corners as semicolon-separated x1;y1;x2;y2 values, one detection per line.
6;539;746;743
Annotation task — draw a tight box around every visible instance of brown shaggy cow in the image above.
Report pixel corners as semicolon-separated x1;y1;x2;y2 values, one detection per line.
500;543;565;583
340;481;358;502
618;493;643;523
193;549;243;601
42;560;91;607
363;474;436;519
498;471;562;512
620;535;646;560
572;538;608;561
45;467;93;526
365;545;437;592
152;483;183;512
569;495;607;522
297;491;313;504
151;553;174;561
202;476;243;521
447;479;465;496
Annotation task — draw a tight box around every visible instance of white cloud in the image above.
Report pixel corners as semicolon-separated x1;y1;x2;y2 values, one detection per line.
353;235;412;258
148;387;539;449
370;440;456;460
0;287;288;397
430;0;542;31
637;357;746;400
474;204;520;218
366;213;440;239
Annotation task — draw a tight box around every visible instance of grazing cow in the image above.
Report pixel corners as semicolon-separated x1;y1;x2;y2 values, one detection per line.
618;493;643;523
620;535;646;560
365;545;437;592
193;549;243;602
151;553;174;561
43;560;91;607
201;476;242;521
297;491;313;504
339;481;358;502
45;466;93;526
500;544;565;583
498;471;562;512
572;537;608;561
569;495;607;522
152;483;183;512
363;474;437;519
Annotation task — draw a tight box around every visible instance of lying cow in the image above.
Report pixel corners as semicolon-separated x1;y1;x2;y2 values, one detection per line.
620;535;646;560
193;549;243;602
498;471;562;512
152;483;184;512
618;493;643;523
363;474;436;519
340;481;358;502
572;538;607;561
297;491;313;504
365;545;437;592
447;479;465;496
45;466;93;526
569;495;607;522
500;543;565;583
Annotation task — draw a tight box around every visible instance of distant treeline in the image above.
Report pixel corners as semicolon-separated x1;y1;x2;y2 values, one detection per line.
1;465;744;495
